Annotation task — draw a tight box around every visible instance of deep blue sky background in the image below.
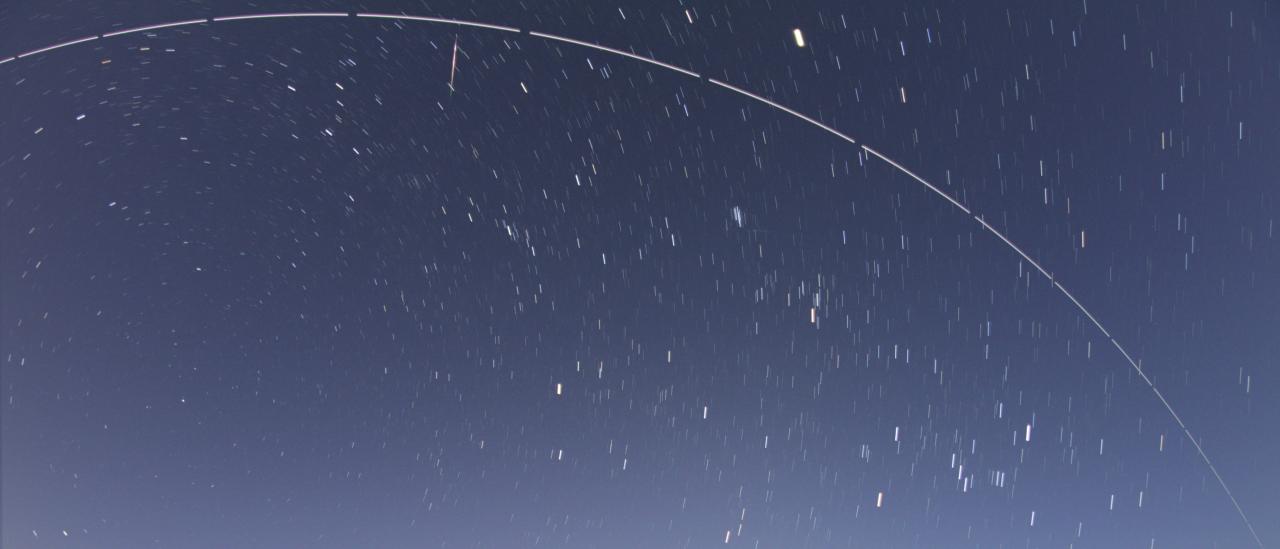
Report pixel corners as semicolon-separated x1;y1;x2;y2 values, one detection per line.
3;1;1278;547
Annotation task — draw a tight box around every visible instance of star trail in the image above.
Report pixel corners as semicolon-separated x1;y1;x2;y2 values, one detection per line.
3;2;1277;548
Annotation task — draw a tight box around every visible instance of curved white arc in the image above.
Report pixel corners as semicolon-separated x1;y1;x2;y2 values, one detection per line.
972;214;1054;280
864;130;1263;549
212;13;350;22
708;78;857;146
530;31;699;78
102;18;210;38
860;145;970;214
0;12;1265;548
17;35;98;58
1053;281;1113;339
357;13;520;34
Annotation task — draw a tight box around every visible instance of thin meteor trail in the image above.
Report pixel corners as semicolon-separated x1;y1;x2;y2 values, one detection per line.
0;12;1265;548
449;34;459;92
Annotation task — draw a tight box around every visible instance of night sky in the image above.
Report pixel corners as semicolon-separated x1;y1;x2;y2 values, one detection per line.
3;1;1279;548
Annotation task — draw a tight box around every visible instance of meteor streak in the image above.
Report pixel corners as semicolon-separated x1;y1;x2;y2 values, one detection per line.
449;34;459;91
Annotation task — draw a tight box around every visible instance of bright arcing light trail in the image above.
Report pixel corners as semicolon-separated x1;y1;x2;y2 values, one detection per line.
1;11;1263;548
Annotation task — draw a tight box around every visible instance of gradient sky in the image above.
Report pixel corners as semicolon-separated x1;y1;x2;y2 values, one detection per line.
3;1;1278;547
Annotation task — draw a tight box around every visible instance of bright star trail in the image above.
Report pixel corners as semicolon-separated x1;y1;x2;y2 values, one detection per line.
2;3;1277;548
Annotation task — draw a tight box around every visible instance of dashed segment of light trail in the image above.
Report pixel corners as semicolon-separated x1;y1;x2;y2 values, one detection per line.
1;11;1264;548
